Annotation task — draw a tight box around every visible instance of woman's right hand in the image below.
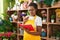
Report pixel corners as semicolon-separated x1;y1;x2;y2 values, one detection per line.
23;16;29;24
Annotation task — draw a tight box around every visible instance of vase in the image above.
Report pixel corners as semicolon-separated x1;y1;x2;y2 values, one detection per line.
41;31;46;37
51;19;54;23
42;19;46;23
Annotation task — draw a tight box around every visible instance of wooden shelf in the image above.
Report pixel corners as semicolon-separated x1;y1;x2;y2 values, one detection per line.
48;7;60;9
19;9;27;12
42;22;47;24
7;7;60;12
38;8;48;10
41;37;47;39
48;23;60;25
7;9;27;12
7;10;17;12
11;21;17;23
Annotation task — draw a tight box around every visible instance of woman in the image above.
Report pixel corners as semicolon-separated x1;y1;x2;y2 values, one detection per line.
20;3;42;40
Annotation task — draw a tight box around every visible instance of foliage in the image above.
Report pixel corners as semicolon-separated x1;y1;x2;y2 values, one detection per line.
0;19;12;32
44;0;52;6
43;17;46;20
7;0;15;8
0;13;17;39
44;0;59;6
0;32;16;40
0;13;17;32
54;30;60;37
14;12;17;15
2;13;9;20
55;0;59;2
51;15;55;19
27;11;30;16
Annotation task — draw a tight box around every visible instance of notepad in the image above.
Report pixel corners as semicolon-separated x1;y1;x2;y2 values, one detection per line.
19;24;34;31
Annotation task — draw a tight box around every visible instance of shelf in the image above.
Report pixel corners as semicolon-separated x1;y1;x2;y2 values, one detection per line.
7;10;17;12
41;37;47;39
7;9;27;12
43;22;60;25
17;34;23;36
42;22;47;25
7;7;60;12
38;8;48;10
49;7;60;9
19;9;27;12
48;23;60;25
11;21;17;23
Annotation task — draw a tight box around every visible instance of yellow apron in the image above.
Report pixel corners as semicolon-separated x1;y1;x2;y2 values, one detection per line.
23;16;41;40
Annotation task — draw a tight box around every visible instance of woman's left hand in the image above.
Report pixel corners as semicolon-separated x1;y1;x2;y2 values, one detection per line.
25;28;30;32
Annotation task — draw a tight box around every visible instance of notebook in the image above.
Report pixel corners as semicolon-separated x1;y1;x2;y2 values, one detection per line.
19;24;34;31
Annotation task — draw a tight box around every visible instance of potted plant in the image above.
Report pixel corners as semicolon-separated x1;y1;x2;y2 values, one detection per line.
0;13;17;40
51;15;55;23
41;28;47;37
55;30;60;40
42;17;47;23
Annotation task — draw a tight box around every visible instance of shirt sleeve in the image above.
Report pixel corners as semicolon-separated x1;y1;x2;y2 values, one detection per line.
35;17;42;27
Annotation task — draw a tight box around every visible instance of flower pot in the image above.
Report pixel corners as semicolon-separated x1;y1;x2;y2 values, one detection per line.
51;19;54;23
42;19;46;23
41;31;46;37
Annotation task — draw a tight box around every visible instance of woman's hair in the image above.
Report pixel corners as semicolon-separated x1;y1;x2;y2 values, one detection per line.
28;2;42;17
29;2;38;9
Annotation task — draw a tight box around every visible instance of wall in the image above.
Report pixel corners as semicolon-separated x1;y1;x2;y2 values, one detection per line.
0;0;3;13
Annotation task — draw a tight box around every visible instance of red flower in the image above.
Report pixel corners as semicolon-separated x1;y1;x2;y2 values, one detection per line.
6;32;12;37
0;34;4;37
2;32;12;38
0;32;13;38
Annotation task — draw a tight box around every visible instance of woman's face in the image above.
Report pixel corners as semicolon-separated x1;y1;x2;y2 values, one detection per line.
28;6;36;16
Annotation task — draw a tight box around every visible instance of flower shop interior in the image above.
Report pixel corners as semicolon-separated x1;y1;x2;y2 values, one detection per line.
0;0;60;40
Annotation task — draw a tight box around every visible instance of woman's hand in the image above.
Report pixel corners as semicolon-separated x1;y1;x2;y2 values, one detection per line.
23;16;29;24
19;24;30;30
25;26;42;36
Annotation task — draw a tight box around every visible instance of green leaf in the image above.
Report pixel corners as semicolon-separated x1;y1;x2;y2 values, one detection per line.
51;15;55;19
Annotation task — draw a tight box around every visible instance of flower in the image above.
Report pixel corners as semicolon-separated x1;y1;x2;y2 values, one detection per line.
0;32;13;39
4;32;12;38
0;33;4;37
